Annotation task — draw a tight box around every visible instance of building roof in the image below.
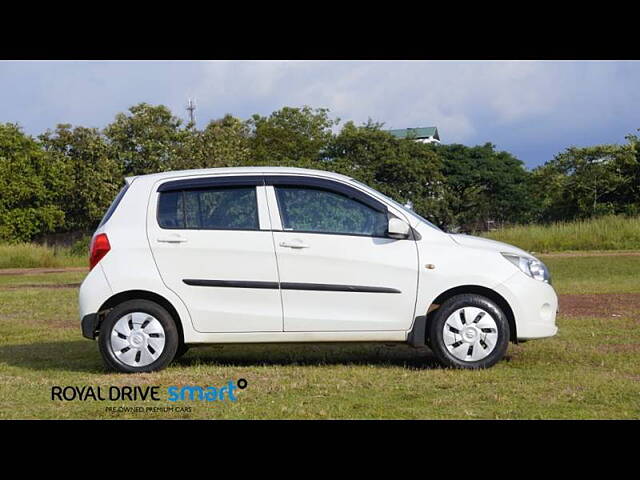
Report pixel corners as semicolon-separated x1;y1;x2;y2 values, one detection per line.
386;126;439;140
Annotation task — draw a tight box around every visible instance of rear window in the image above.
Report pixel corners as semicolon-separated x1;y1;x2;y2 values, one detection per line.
157;186;259;230
98;184;130;228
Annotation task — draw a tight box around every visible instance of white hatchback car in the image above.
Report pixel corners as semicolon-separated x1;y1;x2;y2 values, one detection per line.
79;167;558;373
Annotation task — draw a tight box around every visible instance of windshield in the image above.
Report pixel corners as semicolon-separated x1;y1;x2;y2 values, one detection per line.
349;179;443;232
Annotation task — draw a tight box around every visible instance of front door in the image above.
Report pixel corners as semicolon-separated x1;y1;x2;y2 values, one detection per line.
268;180;419;332
147;177;282;333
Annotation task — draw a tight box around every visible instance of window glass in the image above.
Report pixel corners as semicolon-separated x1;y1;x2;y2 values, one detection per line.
275;186;388;237
350;178;442;232
158;186;258;230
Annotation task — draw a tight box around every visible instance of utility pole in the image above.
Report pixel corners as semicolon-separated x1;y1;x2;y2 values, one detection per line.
186;98;196;126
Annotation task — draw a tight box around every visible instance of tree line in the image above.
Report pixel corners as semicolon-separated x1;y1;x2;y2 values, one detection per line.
1;102;638;243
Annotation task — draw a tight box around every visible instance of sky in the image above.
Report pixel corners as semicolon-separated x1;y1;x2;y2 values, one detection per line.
1;60;639;168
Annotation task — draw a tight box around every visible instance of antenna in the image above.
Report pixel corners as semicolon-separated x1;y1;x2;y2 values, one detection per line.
186;98;196;125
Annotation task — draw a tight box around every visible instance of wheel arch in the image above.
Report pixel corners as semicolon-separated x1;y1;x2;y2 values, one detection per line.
97;290;185;345
432;285;516;342
409;284;517;346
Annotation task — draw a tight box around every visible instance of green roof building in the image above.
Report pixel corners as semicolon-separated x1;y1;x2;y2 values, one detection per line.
386;126;440;144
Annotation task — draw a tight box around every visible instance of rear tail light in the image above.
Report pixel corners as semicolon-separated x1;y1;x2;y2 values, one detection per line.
89;233;111;270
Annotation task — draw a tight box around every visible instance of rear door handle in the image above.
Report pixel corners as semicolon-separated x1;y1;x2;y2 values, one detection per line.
157;234;188;243
279;240;309;249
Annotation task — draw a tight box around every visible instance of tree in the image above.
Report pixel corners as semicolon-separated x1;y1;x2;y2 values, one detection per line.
532;143;638;221
171;114;252;170
39;124;122;231
327;121;447;225
104;103;188;176
0;124;66;242
433;143;535;231
248;106;338;167
621;130;640;214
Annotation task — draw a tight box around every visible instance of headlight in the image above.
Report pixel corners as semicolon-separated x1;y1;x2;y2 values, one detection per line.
501;253;551;284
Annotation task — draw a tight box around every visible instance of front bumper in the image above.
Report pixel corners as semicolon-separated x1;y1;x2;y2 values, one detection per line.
494;272;558;340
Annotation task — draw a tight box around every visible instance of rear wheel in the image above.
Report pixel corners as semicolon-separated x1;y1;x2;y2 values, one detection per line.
174;343;190;360
98;299;179;373
428;294;510;369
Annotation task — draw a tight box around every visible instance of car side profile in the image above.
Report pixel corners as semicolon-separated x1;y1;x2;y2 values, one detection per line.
79;167;558;373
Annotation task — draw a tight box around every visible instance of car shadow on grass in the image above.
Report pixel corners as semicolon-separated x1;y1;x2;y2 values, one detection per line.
0;340;106;373
175;343;444;370
0;340;444;372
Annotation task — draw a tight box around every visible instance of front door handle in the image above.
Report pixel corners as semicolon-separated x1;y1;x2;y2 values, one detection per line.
157;234;188;243
279;240;309;249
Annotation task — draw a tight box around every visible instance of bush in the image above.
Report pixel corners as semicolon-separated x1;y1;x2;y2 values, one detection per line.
69;236;92;257
482;215;640;252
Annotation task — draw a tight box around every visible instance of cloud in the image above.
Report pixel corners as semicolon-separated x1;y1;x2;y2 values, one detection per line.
1;60;639;167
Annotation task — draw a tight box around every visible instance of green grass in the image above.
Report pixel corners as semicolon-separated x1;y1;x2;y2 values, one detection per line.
0;254;638;419
541;254;640;294
483;215;640;253
0;271;86;287
0;243;86;269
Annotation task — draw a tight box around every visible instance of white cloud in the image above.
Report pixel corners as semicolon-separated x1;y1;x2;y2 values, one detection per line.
1;60;639;166
188;60;574;142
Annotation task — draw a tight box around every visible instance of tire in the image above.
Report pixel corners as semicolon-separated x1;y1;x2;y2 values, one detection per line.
174;343;190;360
98;299;179;373
428;294;510;369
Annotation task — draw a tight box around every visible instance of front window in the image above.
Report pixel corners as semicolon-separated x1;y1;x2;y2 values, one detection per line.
275;186;388;237
349;179;443;232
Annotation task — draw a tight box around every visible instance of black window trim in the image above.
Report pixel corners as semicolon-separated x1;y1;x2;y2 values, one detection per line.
157;175;264;192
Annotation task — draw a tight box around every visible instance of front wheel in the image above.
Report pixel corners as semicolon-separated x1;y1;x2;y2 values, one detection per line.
98;299;179;373
428;294;510;369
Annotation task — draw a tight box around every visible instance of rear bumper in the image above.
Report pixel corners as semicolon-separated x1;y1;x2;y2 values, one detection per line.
81;313;99;340
79;264;112;340
79;264;112;322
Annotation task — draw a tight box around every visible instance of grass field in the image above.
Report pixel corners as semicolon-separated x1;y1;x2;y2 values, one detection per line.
0;254;639;419
541;254;640;294
0;243;85;269
483;215;640;252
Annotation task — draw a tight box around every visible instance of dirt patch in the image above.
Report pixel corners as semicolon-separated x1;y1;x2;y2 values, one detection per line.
559;293;640;319
0;267;87;276
0;283;81;291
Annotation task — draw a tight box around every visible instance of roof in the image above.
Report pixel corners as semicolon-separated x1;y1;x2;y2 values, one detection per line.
386;127;439;140
126;166;354;185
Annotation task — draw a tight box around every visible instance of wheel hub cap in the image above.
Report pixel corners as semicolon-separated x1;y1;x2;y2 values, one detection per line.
442;307;498;362
110;312;166;367
130;333;145;347
462;326;478;342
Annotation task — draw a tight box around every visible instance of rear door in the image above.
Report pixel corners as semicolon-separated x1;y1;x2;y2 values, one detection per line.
147;175;283;333
266;176;419;332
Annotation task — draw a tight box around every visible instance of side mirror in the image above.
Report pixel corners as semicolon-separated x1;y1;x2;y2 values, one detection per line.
387;217;411;239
